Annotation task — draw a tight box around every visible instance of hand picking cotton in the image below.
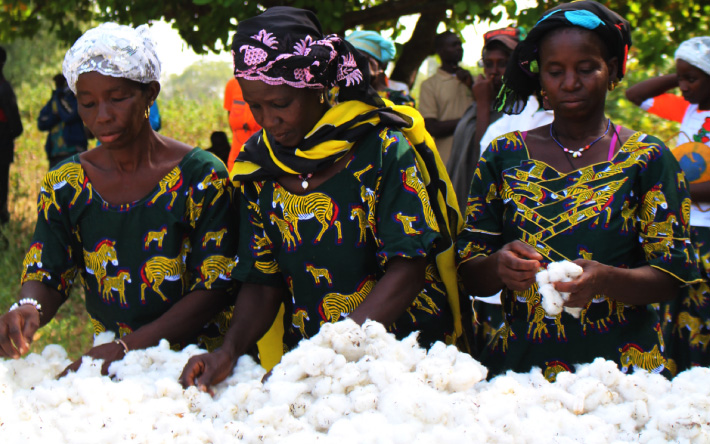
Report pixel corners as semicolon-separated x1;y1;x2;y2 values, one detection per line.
2;320;710;443
536;260;584;318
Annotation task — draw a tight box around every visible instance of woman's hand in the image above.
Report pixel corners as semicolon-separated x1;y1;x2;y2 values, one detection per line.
58;340;128;377
180;348;239;395
0;305;40;358
472;74;495;106
554;259;610;307
495;241;543;292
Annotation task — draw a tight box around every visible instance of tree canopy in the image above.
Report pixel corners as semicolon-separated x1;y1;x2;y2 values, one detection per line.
1;0;708;86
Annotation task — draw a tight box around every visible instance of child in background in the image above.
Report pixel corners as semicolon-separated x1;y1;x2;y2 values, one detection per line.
626;36;710;370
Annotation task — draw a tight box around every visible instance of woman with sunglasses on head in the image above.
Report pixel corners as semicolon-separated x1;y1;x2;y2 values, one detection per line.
457;1;701;381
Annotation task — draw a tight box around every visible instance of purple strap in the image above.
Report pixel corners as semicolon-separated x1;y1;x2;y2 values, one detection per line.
608;131;618;161
522;131;527;141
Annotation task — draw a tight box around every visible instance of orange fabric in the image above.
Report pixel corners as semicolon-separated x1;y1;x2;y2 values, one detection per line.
224;78;261;169
646;93;690;123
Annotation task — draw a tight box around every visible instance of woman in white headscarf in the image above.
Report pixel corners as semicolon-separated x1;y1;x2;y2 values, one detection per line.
0;23;238;375
626;36;710;371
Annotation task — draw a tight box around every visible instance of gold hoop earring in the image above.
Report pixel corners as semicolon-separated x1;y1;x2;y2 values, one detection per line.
319;93;325;104
608;81;617;92
540;89;547;97
145;108;150;119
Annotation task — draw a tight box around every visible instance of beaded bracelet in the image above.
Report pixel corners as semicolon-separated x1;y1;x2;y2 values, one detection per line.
114;338;129;355
9;298;43;316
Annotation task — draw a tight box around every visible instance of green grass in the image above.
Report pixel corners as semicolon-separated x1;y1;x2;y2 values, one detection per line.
0;82;230;360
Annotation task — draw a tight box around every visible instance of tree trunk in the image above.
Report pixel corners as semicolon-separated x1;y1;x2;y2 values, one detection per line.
389;6;447;89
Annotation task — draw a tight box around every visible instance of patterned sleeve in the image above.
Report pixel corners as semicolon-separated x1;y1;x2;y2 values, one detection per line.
636;135;701;284
184;157;239;292
232;182;285;287
373;129;441;268
456;140;506;266
21;172;79;298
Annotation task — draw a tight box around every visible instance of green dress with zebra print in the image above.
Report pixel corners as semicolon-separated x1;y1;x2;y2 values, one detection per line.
234;126;455;351
457;131;702;381
21;148;238;350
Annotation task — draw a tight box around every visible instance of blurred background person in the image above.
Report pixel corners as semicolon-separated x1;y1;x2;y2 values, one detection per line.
224;76;260;170
0;46;23;225
37;74;88;168
418;31;473;164
345;30;415;107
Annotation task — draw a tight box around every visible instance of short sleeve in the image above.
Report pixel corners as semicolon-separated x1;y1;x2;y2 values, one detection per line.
232;182;285;287
456;140;506;266
21;173;79;298
636;136;701;284
184;158;240;292
373;129;441;268
642;94;688;123
224;79;235;112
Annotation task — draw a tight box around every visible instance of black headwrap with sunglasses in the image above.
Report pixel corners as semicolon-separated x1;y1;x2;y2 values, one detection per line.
496;0;632;114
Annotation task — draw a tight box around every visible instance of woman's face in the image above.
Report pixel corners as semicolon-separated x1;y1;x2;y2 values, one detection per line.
238;79;326;148
76;72;157;148
481;46;510;90
676;59;710;109
538;28;616;120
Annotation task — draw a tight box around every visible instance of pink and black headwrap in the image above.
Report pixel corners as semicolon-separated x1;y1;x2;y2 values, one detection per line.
232;6;381;106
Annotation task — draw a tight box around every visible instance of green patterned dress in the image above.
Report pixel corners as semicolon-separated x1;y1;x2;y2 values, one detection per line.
234;127;455;350
457;131;701;381
21;148;238;350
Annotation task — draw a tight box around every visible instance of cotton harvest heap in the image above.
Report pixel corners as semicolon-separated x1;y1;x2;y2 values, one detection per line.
1;320;709;442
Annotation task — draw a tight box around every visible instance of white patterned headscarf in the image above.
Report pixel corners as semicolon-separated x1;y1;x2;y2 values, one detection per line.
62;22;161;94
675;36;710;76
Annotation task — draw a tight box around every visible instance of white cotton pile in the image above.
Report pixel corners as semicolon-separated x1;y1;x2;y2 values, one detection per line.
537;260;584;318
2;320;710;443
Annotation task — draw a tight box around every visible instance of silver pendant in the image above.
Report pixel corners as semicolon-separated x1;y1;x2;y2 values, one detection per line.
301;180;309;190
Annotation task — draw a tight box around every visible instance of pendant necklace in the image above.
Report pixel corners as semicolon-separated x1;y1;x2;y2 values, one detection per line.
550;118;611;158
298;173;313;190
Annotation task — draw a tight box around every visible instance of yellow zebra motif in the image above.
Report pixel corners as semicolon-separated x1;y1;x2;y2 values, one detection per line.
83;239;119;292
148;167;183;209
402;166;438;230
405;288;441;322
674;311;703;339
378;128;399;152
490;322;517;353
680;197;691;227
21;242;43;282
202;228;228;248
353;164;373;182
620;199;637;232
464;197;484;221
305;262;333;287
639;184;667;226
37;192;55;221
320;277;376;323
199;255;237;289
618;343;666;374
89;315;106;336
101;270;132;307
394;212;422;235
197;169;227;206
23;269;51;283
292;308;310;339
41;162;92;209
140;238;190;303
185;187;205;229
360;185;377;233
646;214;677;238
642;236;674;260
272;185;342;244
527;305;566;342
350;205;369;245
269;213;297;251
255;260;280;274
144;226;168;249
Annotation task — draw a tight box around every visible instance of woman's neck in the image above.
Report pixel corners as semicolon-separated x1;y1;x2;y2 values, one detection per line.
551;114;609;143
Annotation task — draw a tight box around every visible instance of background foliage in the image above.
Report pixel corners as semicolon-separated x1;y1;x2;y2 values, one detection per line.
0;0;705;359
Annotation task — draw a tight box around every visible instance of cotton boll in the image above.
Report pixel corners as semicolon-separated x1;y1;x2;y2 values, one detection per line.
447;352;487;391
539;283;564;315
348;384;379;413
564;307;583;318
536;268;550;286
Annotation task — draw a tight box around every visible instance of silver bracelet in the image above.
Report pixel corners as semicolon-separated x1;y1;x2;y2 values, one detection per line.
9;298;43;316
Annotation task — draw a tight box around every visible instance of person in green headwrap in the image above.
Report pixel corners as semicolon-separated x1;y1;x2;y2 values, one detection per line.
345;30;415;107
181;6;466;391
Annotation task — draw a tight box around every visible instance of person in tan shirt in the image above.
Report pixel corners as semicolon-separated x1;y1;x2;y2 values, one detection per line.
418;31;473;163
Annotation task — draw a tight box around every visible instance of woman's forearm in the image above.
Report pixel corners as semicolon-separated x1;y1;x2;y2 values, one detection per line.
121;288;232;351
349;257;425;326
459;254;505;297
599;265;679;305
625;74;678;105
